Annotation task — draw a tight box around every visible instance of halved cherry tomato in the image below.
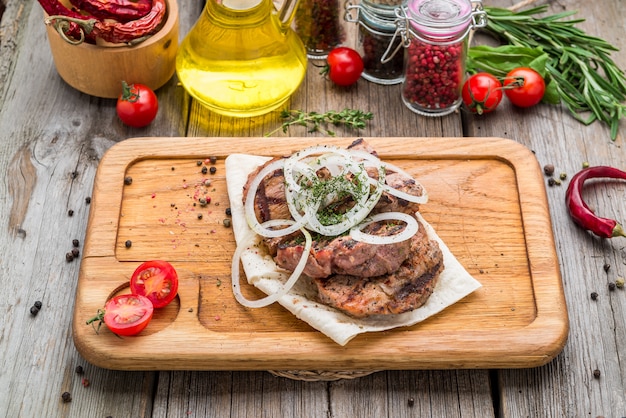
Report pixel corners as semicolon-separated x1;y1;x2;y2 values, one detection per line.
99;294;154;336
503;67;545;108
322;47;364;87
130;260;179;308
461;72;503;115
116;81;159;128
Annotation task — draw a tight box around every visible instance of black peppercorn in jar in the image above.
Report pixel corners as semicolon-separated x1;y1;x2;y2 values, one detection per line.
347;1;405;85
394;0;486;116
295;0;346;59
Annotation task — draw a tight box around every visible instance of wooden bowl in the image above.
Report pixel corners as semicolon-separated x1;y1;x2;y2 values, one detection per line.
44;0;179;98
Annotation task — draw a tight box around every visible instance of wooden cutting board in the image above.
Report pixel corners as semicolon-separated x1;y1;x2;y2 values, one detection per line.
74;136;568;371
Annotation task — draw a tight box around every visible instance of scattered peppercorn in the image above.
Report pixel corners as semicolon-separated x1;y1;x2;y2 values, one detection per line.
171;167;175;171
68;209;74;216
71;171;78;179
85;196;91;204
34;301;42;309
30;306;40;316
593;369;601;378
197;160;203;166
125;240;132;248
66;252;74;262
543;164;555;176
590;291;598;300
124;176;133;185
71;248;80;258
73;239;80;247
75;365;84;374
197;213;203;220
199;197;207;206
604;263;611;272
223;219;231;228
209;166;217;174
609;282;616;291
560;173;567;181
204;179;212;187
82;378;90;387
209;156;217;164
408;397;415;407
616;278;625;289
548;178;556;187
61;392;72;403
225;207;232;216
582;161;590;169
201;166;208;174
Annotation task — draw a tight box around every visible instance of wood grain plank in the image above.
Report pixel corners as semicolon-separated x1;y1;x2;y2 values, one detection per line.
464;0;626;416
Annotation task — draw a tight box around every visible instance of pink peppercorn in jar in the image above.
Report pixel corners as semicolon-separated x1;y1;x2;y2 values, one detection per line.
394;0;486;116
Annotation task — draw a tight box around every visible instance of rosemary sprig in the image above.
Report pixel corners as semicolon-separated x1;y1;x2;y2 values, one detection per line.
481;5;626;140
265;108;374;137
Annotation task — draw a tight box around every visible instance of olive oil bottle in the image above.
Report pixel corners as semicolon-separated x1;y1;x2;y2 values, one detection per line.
176;0;307;117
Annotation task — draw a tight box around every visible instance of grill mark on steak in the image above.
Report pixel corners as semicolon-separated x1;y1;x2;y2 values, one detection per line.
313;223;443;318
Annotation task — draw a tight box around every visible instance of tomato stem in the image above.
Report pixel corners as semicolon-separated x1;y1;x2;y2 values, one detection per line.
86;309;105;334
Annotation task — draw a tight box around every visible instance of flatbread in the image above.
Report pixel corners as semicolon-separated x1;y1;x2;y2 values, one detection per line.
225;153;481;346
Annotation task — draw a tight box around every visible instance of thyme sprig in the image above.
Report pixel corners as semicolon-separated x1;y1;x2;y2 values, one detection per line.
265;108;373;137
480;6;626;140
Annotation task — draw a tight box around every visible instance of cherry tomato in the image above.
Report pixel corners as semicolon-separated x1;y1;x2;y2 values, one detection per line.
102;294;153;336
503;67;545;108
116;81;158;128
461;72;503;115
130;260;179;308
323;47;364;87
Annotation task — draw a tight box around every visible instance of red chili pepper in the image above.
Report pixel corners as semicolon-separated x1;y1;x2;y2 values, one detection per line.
69;0;153;23
565;166;626;238
39;0;166;44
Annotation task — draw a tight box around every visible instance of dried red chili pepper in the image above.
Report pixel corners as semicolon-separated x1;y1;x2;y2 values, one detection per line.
565;166;626;238
40;0;166;45
69;0;152;23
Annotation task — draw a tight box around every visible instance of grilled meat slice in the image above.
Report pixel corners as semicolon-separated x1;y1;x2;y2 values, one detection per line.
274;221;412;279
242;157;290;223
313;222;443;318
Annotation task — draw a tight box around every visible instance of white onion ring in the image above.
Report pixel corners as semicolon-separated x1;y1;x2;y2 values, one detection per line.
231;220;312;308
244;158;309;238
350;212;419;244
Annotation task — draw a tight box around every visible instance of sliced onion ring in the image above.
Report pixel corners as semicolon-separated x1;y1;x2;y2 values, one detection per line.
350;212;419;245
231;220;312;309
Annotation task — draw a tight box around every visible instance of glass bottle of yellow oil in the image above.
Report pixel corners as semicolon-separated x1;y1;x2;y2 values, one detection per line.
176;0;307;117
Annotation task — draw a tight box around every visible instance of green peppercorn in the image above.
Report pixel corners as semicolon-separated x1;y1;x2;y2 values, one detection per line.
616;277;624;288
559;173;567;181
582;162;590;169
223;219;231;227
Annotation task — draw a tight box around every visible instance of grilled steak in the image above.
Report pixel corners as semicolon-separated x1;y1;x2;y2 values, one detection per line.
242;139;443;317
273;221;413;279
313;222;443;318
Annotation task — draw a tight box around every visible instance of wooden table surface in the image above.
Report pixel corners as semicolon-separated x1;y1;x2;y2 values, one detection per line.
1;0;625;416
